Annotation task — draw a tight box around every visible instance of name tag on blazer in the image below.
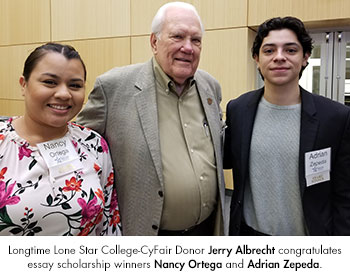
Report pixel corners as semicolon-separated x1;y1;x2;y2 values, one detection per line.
305;147;331;186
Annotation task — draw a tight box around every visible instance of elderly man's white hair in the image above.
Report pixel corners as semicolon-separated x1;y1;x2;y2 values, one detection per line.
151;1;204;38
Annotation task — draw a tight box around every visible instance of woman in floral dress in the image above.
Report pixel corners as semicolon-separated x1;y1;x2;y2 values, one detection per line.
0;43;121;235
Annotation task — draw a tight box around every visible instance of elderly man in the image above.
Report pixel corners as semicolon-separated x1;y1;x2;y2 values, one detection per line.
77;2;226;236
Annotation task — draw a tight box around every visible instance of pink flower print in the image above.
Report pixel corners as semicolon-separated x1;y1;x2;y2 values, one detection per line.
18;144;32;160
0;180;20;209
77;196;101;226
100;137;109;153
110;187;118;211
71;140;78;150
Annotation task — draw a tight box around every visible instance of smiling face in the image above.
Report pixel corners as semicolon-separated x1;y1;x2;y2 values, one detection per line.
150;6;202;86
255;28;309;88
20;52;85;131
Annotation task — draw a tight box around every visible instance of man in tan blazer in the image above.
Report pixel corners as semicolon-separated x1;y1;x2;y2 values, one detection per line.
77;2;226;236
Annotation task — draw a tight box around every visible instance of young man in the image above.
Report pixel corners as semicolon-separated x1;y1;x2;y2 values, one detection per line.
224;17;350;235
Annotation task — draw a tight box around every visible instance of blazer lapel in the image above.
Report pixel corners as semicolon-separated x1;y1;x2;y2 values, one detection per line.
134;61;164;187
240;88;264;180
196;79;222;155
299;87;319;195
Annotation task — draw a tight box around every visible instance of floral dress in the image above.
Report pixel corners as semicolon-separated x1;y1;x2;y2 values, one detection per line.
0;118;121;236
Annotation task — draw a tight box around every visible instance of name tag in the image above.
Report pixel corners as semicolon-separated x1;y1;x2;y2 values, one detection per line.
305;147;331;186
37;136;83;178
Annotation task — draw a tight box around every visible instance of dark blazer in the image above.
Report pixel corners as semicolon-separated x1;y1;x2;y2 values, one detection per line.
77;59;226;235
224;87;350;235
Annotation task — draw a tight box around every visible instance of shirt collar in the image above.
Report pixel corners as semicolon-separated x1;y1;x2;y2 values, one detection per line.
152;57;196;95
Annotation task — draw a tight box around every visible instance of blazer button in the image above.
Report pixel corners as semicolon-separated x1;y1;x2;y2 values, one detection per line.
152;225;158;230
158;191;164;197
237;200;242;206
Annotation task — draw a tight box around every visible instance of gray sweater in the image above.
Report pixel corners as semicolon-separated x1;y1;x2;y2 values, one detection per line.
244;97;307;235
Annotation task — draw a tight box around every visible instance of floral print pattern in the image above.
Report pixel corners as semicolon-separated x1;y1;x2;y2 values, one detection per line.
78;196;101;226
18;144;33;160
0;167;7;180
62;177;83;192
100;137;109;153
0;118;121;236
0;180;20;209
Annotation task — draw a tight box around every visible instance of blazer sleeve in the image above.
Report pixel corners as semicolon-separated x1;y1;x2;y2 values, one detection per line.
332;110;350;235
76;77;108;137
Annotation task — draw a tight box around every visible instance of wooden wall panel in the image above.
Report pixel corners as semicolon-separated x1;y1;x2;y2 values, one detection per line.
65;37;131;98
131;36;152;64
0;100;25;117
131;0;247;36
192;0;247;30
0;44;41;100
0;38;130;115
131;0;182;36
0;0;50;45
248;0;350;28
199;28;256;111
51;0;130;41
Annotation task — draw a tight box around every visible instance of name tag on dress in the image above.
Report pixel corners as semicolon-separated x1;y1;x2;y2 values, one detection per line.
37;136;83;178
305;147;331;186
